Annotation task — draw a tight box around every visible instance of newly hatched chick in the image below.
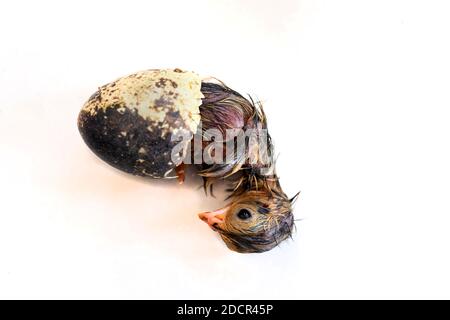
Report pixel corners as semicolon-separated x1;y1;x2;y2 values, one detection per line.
196;82;296;253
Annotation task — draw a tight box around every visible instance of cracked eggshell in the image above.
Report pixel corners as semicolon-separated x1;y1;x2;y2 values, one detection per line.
78;69;203;178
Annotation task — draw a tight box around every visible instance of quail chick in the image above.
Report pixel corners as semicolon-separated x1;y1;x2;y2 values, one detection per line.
196;81;296;253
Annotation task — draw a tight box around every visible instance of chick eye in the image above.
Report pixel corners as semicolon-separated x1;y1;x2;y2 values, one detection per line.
237;209;252;220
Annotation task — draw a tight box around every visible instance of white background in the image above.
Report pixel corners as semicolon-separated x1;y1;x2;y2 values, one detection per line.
1;0;449;299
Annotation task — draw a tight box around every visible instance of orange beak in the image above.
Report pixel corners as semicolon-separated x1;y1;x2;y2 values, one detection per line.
198;206;229;230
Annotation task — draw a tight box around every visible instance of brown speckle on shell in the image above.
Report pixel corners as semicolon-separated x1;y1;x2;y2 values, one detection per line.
78;69;203;178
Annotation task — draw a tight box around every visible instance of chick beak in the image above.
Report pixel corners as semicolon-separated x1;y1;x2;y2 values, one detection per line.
198;206;229;230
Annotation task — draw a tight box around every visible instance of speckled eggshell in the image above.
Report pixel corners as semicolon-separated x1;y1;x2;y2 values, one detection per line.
78;69;203;178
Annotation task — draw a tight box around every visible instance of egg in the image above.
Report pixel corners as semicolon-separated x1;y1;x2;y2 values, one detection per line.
77;68;203;178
